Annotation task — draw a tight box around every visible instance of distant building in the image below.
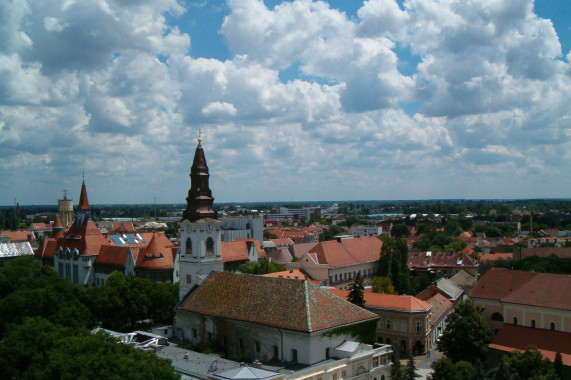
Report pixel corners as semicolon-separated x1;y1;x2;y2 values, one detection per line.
221;217;263;243
35;181;178;285
350;225;382;237
294;236;383;290
408;251;478;278
58;189;74;227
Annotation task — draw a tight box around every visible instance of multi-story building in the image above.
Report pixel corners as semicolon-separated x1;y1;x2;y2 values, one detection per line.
350;225;382;238
221;217;263;243
293;236;383;290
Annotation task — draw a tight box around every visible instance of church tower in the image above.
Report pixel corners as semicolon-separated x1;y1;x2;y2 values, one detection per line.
178;134;223;300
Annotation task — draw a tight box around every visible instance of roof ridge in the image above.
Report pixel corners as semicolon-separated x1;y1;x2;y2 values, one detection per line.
304;280;312;333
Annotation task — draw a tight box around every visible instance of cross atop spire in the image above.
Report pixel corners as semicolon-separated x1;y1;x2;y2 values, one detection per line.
198;129;202;144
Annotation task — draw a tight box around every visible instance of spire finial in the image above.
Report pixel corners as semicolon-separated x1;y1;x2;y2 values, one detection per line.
198;129;202;144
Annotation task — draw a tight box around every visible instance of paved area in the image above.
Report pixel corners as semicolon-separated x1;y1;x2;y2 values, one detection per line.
412;346;443;379
156;344;241;379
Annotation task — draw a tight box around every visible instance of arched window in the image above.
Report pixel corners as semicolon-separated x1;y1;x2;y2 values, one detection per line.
206;237;214;254
513;317;518;325
531;319;536;328
550;322;555;330
186;237;192;255
491;312;503;322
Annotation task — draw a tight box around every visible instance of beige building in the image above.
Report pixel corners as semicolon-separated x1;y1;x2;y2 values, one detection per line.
469;268;571;336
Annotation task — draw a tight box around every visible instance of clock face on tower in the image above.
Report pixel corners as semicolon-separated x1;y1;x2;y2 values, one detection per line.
206;224;213;233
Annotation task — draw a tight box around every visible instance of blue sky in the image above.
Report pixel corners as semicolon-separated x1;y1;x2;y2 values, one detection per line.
0;0;570;205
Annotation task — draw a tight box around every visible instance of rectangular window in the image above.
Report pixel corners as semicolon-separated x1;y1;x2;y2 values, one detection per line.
342;370;347;377
386;320;391;329
73;265;78;283
291;349;298;362
256;341;260;353
393;320;398;331
186;274;192;284
332;374;338;380
415;321;422;332
401;321;406;332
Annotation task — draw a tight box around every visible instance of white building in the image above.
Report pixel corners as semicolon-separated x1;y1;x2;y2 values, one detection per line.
350;226;382;238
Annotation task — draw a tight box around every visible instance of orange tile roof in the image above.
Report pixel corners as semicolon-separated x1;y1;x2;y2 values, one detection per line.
326;288;431;312
178;272;378;332
221;240;250;262
308;236;383;268
95;245;132;267
135;233;175;270
427;293;453;323
1;231;33;242
263;269;321;285
489;324;571;366
469;269;571;311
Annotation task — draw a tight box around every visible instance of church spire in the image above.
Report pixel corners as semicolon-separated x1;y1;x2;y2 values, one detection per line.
76;177;91;225
182;134;217;222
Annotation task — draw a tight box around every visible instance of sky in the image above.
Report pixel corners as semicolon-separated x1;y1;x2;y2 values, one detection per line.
0;0;570;206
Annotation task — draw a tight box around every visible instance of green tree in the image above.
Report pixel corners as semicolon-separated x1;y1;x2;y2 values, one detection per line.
237;259;285;275
405;355;421;380
392;224;411;237
488;357;513;380
263;229;278;239
554;352;564;380
504;345;559;380
371;276;396;294
378;236;410;294
320;224;345;241
347;272;365;307
437;300;491;364
391;351;403;380
0;317;180;379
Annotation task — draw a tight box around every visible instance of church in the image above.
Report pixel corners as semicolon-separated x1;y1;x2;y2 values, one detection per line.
174;137;392;375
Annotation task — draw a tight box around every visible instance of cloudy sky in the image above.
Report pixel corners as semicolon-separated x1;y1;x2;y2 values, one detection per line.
1;0;570;206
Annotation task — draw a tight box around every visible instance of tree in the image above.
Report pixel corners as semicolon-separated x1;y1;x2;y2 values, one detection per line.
0;317;180;379
391;350;403;380
371;276;396;294
391;224;411;237
504;345;559;380
405;355;421;380
554;352;564;380
237;259;285;275
437;300;491;364
263;229;278;239
378;236;411;294
347;272;365;307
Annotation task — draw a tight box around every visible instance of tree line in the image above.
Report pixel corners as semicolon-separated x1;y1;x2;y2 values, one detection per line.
0;257;180;379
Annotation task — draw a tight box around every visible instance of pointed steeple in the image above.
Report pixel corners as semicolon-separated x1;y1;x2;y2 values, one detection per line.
182;135;218;222
52;216;64;240
75;178;91;225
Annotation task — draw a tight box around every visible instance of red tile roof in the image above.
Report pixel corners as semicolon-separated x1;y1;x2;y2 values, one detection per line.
78;180;90;210
178;272;378;332
427;293;453;324
95;245;132;267
263;269;321;285
478;253;513;263
326;288;431;312
408;251;477;270
469;269;571;311
1;231;33;242
489;324;571;366
308;236;383;268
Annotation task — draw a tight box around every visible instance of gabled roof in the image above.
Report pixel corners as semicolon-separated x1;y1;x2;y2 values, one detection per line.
0;230;33;242
489;324;571;366
308;236;382;268
221;240;251;262
289;242;318;259
0;242;34;257
326;288;431;312
95;245;132;267
469;269;571;311
427;293;453;324
263;268;321;285
177;272;377;333
468;268;538;301
449;269;477;288
435;278;463;301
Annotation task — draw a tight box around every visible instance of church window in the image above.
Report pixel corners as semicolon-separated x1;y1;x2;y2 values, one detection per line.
186;238;192;255
206;237;214;254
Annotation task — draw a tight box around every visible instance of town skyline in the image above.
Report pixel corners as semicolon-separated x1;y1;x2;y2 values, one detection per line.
1;0;570;205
